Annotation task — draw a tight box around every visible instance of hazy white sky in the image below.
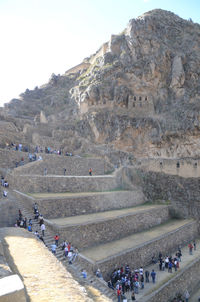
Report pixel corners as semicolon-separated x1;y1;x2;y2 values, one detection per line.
0;0;199;106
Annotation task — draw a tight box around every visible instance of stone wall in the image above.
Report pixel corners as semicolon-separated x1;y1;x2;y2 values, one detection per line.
0;275;26;302
0;149;30;171
13;156;105;176
143;254;200;302
93;220;198;279
8;175;118;193
0;198;18;227
139;158;200;178
46;206;170;249
140;170;200;218
0;240;26;302
14;190;144;218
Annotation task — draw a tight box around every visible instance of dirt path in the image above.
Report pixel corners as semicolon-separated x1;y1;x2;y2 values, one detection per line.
48;205;165;226
82;219;193;261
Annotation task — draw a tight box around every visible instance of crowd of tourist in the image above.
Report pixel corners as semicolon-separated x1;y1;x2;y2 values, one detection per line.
15;202;79;266
105;243;198;301
6;142;74;157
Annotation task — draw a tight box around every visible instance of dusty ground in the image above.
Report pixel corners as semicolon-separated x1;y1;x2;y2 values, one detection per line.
0;228;111;302
48;205;165;226
82;219;192;261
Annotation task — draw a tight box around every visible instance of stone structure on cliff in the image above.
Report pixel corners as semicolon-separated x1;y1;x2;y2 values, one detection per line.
2;9;200;159
0;9;200;302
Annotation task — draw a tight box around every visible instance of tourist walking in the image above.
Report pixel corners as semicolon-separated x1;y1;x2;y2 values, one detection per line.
151;269;156;283
145;270;149;282
184;289;190;302
41;223;45;236
51;244;57;255
54;234;60;246
188;243;193;255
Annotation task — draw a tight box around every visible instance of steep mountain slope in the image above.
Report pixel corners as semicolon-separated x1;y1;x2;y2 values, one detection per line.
3;9;200;159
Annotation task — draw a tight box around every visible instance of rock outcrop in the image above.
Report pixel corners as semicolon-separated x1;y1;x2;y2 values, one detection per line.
2;9;200;160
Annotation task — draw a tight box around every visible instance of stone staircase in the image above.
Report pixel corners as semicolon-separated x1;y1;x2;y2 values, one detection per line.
14;195;116;301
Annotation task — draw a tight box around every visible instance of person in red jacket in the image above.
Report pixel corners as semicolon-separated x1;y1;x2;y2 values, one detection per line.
188;243;193;255
54;234;60;246
117;287;121;302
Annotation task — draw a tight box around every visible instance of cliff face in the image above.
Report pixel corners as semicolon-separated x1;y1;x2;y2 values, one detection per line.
3;9;200;159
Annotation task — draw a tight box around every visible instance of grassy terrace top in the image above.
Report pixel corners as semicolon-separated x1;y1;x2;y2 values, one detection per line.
82;219;194;262
47;204;167;226
29;189;129;199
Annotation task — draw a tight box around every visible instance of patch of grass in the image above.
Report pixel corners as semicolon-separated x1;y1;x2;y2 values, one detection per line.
104;169;115;175
82;153;95;158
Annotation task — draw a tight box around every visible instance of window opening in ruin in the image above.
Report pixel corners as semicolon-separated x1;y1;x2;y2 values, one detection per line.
139;96;142;101
134;96;136;101
176;162;180;168
145;97;148;101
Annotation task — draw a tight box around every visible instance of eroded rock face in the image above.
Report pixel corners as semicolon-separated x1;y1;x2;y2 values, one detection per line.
2;9;200;159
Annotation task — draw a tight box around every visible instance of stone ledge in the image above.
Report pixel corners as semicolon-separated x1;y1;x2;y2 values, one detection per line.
0;275;26;302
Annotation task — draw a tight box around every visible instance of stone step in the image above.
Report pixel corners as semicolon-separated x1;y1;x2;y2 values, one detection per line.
13;191;116;300
80;219;198;279
8;174;118;193
27;190;145;218
45;204;169;249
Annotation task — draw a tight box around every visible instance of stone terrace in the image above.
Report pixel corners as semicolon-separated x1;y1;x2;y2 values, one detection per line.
80;219;198;278
45;204;170;249
8;174;118;193
13;155;107;176
6;152;200;301
14;190;145;218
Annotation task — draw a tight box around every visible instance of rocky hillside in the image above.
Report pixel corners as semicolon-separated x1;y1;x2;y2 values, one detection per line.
2;9;200;159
